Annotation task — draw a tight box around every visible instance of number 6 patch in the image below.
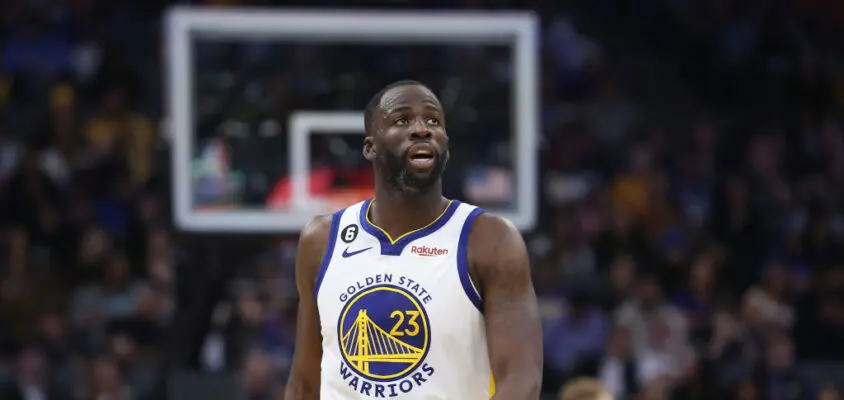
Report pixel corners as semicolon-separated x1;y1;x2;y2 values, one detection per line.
340;224;359;243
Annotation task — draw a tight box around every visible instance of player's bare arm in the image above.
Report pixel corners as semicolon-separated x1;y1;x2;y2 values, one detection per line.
469;214;543;400
285;215;332;400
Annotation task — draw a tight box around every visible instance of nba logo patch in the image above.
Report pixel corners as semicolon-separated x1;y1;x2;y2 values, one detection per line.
337;284;435;397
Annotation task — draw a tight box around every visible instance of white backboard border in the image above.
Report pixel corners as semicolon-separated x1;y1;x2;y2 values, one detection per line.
166;7;539;233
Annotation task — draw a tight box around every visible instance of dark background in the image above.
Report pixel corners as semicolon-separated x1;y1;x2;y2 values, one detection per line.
1;0;844;399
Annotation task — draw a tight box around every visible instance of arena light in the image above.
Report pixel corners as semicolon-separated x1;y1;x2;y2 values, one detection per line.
166;8;538;233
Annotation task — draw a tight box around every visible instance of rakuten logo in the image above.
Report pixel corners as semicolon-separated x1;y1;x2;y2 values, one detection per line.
410;245;448;257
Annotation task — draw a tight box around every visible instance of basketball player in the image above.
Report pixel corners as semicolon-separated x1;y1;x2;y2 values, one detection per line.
284;81;542;399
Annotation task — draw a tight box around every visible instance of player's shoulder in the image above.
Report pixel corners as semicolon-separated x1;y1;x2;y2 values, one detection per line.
464;211;529;291
298;200;365;246
295;214;335;286
296;214;335;266
466;211;526;261
299;214;334;249
468;211;520;242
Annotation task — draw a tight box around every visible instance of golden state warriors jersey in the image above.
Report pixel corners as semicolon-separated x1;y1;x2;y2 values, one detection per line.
314;199;493;399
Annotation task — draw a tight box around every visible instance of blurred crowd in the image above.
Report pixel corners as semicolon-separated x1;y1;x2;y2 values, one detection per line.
0;0;844;399
535;1;844;400
1;0;173;398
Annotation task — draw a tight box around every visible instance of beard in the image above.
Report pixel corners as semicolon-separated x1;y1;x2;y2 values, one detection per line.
376;147;448;195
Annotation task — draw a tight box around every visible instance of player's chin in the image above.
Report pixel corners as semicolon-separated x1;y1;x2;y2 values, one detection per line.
400;173;439;194
400;163;440;187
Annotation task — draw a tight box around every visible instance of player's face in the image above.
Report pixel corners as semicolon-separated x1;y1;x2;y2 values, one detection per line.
365;85;449;194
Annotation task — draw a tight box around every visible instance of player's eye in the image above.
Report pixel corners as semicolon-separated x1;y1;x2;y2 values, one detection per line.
426;117;440;125
394;116;409;126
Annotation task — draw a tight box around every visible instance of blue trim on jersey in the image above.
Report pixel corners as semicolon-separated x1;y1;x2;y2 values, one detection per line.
314;209;344;300
359;198;461;256
458;207;485;313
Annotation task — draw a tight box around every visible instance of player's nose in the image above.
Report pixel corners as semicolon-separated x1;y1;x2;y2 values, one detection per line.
410;129;432;140
410;120;432;140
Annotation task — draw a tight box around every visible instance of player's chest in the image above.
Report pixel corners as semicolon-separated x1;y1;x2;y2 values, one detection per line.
319;258;467;339
319;266;479;398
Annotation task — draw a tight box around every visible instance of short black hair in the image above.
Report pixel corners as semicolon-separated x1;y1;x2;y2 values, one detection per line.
363;80;425;136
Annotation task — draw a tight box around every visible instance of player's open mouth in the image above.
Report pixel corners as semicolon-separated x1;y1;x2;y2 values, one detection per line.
407;145;436;169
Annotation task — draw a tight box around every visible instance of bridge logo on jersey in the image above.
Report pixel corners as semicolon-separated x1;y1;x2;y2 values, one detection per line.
338;283;435;397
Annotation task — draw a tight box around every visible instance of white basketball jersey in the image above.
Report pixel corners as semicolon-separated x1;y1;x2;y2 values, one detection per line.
314;199;494;399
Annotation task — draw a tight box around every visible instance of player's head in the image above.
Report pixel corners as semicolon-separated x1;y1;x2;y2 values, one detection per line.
363;80;449;195
558;378;613;400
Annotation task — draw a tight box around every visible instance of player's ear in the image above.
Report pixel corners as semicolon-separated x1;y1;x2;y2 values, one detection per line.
363;135;375;162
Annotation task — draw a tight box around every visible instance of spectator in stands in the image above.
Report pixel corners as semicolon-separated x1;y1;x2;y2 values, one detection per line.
33;311;74;390
86;355;131;400
543;290;608;386
558;377;612;400
742;263;795;330
597;327;637;399
615;274;687;355
0;345;72;400
0;121;23;184
818;383;842;400
84;84;154;186
600;255;638;311
755;332;808;400
242;349;277;400
546;210;599;289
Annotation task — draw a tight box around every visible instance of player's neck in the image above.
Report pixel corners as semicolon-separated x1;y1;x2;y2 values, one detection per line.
371;185;448;237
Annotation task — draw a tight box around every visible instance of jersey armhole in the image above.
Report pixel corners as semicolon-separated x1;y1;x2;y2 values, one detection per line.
313;210;343;300
457;207;485;313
